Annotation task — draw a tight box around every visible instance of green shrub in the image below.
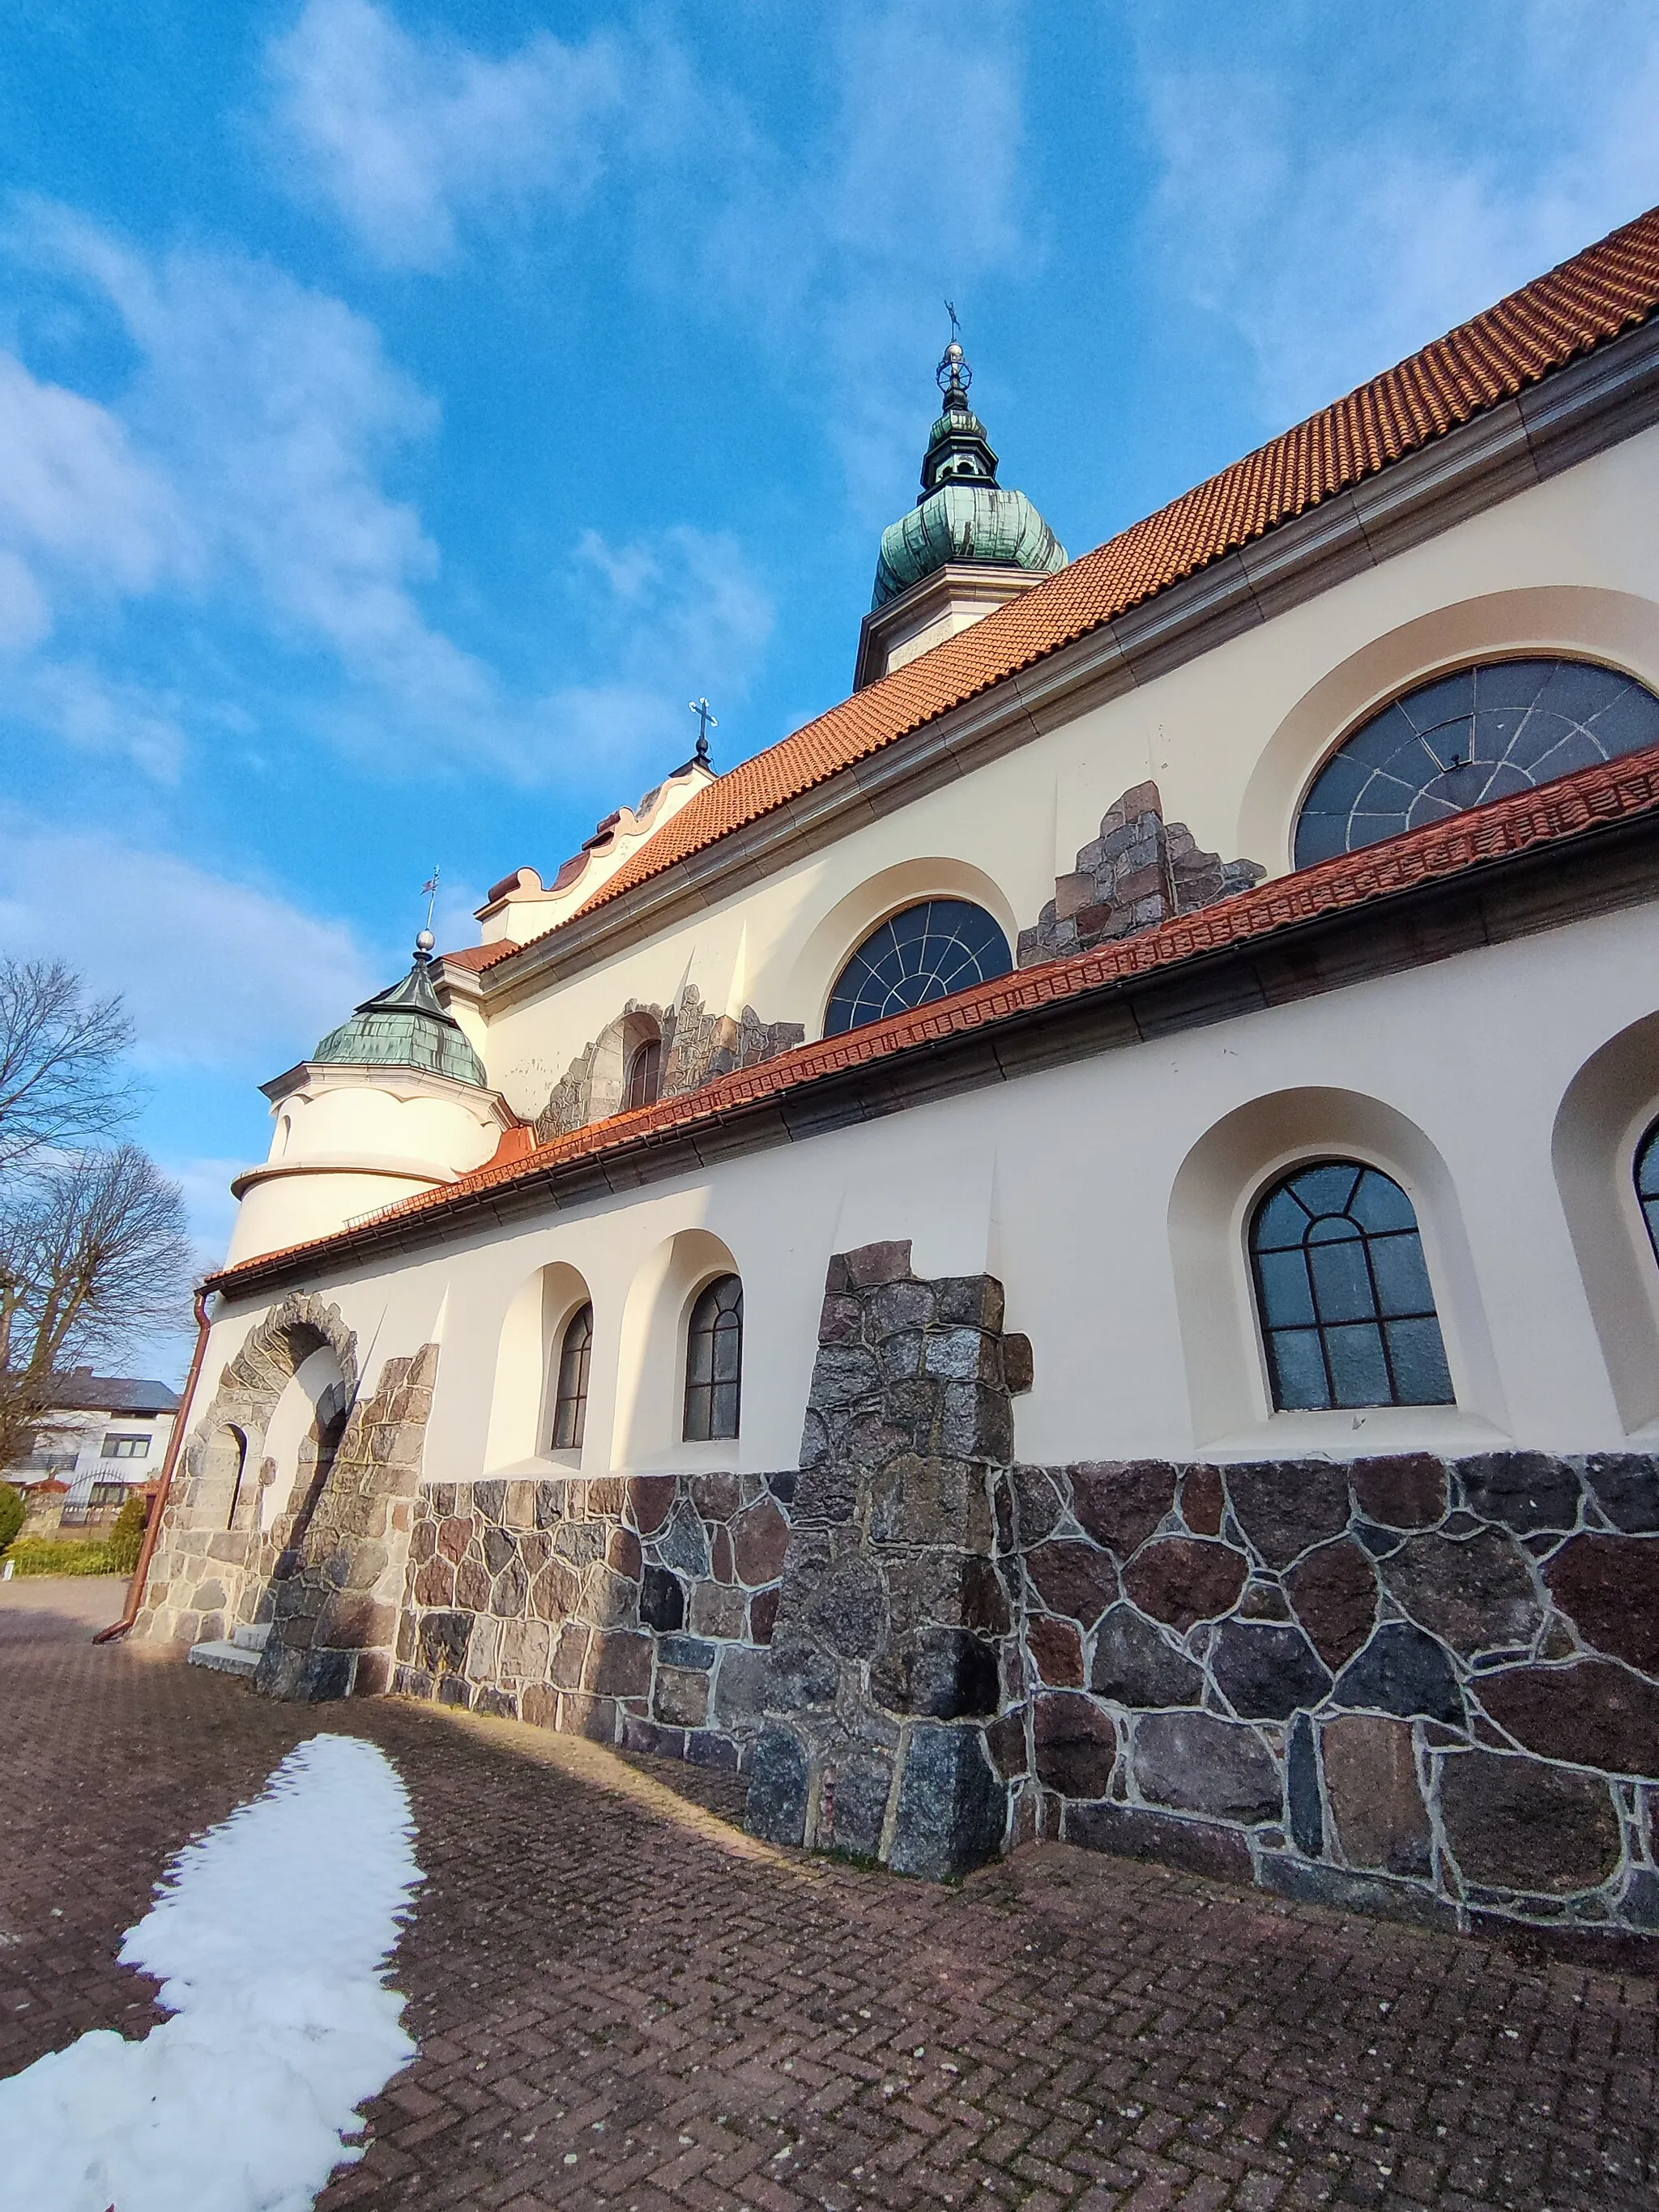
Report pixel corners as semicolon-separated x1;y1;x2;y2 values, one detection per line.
0;1483;23;1555
3;1536;117;1576
107;1494;147;1577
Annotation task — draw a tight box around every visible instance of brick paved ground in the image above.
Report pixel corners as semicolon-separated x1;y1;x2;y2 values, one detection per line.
3;1580;1657;2211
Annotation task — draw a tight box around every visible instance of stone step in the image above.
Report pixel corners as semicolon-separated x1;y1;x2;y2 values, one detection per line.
186;1639;261;1677
232;1622;271;1652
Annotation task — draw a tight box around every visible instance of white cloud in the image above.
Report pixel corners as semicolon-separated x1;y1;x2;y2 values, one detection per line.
0;347;188;654
266;0;623;268
1137;6;1659;428
0;814;377;1072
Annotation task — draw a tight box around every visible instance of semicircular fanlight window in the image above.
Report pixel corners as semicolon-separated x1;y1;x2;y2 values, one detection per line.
825;898;1012;1037
1294;658;1659;868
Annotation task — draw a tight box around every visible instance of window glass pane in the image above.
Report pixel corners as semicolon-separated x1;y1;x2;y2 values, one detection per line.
684;1388;711;1444
1384;1319;1455;1404
1252;1188;1308;1251
1290;1161;1363;1217
1638;1123;1659;1202
712;1320;741;1383
1368;1231;1435;1316
1347;1170;1417;1234
1255;1248;1315;1328
710;1379;740;1439
686;1327;714;1385
1268;1328;1329;1410
1324;1323;1392;1407
1307;1232;1374;1322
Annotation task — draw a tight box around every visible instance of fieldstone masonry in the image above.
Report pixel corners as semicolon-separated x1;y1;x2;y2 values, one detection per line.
1018;780;1265;967
743;1241;1031;1880
392;1467;795;1768
534;982;804;1142
254;1340;440;1701
1004;1448;1659;1940
134;1291;360;1655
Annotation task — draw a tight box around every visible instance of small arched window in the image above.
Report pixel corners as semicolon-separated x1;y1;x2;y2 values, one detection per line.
1635;1121;1659;1266
1250;1161;1453;1411
550;1302;592;1451
623;1037;662;1113
684;1274;743;1442
825;898;1011;1037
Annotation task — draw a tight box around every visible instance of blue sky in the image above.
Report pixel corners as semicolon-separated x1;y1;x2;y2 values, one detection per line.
3;0;1658;1375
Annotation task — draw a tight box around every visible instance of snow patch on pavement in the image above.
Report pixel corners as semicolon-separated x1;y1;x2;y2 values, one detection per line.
0;1731;423;2212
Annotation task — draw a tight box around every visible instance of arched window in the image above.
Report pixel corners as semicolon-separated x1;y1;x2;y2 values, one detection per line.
1249;1161;1452;1411
684;1274;743;1442
550;1302;592;1451
825;898;1011;1036
1636;1121;1659;1267
1294;658;1659;867
623;1037;662;1113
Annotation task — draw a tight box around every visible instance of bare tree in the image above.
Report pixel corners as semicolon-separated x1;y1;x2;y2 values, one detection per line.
0;1145;193;1469
0;959;136;1174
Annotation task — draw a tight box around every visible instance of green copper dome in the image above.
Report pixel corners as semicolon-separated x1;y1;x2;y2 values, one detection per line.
872;333;1066;609
313;948;488;1088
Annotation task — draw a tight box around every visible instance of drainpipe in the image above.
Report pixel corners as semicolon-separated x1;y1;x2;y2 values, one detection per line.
95;1287;213;1645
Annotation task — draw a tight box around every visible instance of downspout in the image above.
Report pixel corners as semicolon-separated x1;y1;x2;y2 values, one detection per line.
95;1287;213;1644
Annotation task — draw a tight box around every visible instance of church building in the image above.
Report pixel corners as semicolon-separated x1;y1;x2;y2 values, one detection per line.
131;208;1659;1940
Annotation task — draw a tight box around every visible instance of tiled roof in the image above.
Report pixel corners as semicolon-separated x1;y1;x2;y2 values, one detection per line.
46;1374;181;1414
208;738;1659;1292
434;942;503;974
463;201;1657;948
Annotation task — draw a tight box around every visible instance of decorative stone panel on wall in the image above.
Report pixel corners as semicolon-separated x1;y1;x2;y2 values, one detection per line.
742;1242;1021;1881
254;1342;440;1703
1003;1450;1659;1937
534;982;804;1142
134;1290;360;1656
392;1468;795;1767
1017;781;1265;968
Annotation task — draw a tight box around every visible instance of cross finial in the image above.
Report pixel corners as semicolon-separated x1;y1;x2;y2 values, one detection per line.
415;864;440;961
936;301;970;400
687;697;718;765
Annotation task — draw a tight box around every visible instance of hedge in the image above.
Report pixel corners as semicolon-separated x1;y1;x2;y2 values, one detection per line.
2;1536;121;1576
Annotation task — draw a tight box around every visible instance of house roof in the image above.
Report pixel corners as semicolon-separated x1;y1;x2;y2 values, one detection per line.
207;736;1659;1294
447;201;1659;980
46;1372;181;1415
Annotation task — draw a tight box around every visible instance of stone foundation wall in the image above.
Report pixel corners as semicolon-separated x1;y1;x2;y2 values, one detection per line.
742;1241;1029;1879
1002;1450;1659;1937
254;1343;439;1702
391;1467;795;1768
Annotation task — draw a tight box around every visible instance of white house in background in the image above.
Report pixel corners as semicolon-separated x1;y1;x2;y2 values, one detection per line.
126;207;1659;1931
9;1370;180;1527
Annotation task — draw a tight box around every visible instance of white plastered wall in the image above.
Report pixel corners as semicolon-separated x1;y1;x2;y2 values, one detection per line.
472;421;1659;1127
201;896;1659;1500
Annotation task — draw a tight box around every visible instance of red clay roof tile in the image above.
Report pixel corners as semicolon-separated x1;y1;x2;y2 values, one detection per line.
449;205;1659;960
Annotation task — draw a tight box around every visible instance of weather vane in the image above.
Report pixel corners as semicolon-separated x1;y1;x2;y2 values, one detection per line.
416;864;440;958
688;697;718;765
937;300;970;399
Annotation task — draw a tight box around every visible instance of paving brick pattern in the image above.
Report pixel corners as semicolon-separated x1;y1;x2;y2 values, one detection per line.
4;1581;1657;2210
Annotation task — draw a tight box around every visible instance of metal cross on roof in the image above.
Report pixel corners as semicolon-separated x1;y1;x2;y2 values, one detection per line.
688;697;718;764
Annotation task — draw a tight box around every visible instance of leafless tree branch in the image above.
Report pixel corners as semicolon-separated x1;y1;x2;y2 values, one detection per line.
0;958;137;1175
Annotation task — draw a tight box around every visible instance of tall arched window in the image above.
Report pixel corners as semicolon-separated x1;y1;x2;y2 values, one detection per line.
1294;658;1659;867
684;1274;743;1442
1250;1161;1453;1411
1636;1121;1659;1267
825;898;1011;1037
550;1302;593;1451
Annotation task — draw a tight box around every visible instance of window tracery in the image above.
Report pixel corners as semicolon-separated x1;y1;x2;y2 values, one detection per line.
684;1274;742;1442
825;899;1011;1036
550;1302;592;1451
1249;1161;1452;1410
1294;658;1659;867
